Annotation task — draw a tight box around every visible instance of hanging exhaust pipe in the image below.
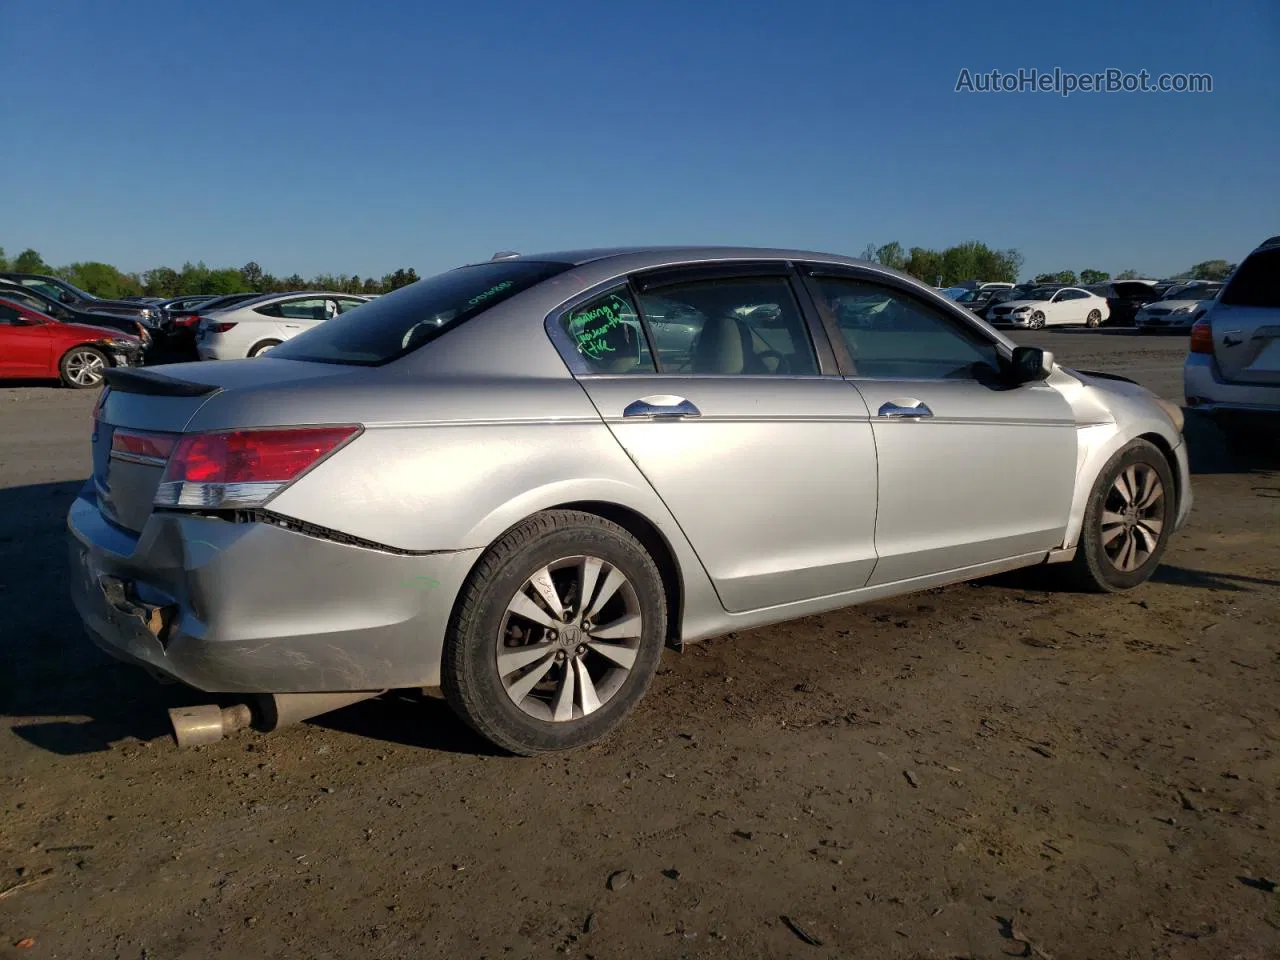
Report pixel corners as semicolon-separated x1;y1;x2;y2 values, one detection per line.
168;703;254;748
168;691;385;747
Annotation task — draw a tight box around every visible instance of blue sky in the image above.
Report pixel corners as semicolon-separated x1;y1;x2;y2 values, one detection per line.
4;0;1277;281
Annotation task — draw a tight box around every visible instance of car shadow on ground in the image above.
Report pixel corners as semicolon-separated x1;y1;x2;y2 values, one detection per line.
0;479;488;757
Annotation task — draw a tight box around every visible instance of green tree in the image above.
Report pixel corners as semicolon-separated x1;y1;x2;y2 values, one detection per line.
282;274;307;290
859;243;878;262
57;262;143;299
1079;269;1110;285
362;276;382;294
904;247;944;285
875;241;907;272
206;268;247;294
0;247;8;271
241;261;265;292
1034;270;1078;285
1187;259;1234;281
142;267;181;297
1114;269;1141;280
382;267;419;291
13;248;49;274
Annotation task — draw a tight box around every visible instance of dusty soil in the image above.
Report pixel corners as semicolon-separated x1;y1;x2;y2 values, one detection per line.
2;331;1278;959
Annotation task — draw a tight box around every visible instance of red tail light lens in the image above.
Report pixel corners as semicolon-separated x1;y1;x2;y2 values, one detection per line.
173;315;199;328
111;429;178;464
208;322;237;333
155;425;360;509
1189;320;1214;354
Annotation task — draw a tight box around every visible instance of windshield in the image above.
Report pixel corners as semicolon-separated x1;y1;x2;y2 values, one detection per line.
1162;284;1220;301
270;260;573;366
954;290;983;303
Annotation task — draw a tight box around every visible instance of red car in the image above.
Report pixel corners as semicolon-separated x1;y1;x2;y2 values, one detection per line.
0;297;145;388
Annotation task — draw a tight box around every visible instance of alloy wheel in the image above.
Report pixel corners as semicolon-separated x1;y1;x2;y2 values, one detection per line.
1030;313;1045;329
65;350;106;387
496;555;643;722
1087;310;1102;327
1100;463;1165;572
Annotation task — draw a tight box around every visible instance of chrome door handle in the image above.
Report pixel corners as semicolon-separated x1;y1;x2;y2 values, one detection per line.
623;396;701;419
878;400;933;418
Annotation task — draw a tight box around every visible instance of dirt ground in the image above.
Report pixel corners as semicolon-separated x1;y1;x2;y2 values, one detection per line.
2;330;1278;959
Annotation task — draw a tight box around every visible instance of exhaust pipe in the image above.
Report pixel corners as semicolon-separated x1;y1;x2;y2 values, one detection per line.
168;690;384;747
168;703;253;748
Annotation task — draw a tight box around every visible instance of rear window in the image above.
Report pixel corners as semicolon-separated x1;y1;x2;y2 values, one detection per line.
1219;249;1280;308
269;260;573;366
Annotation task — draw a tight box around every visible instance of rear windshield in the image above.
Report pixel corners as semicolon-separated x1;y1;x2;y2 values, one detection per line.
1219;249;1280;308
270;260;573;366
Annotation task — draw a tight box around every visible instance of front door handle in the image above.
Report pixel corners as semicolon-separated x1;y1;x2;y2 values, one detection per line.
623;395;701;419
878;400;933;418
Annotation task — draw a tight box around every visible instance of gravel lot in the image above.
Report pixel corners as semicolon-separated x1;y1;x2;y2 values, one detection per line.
2;331;1278;959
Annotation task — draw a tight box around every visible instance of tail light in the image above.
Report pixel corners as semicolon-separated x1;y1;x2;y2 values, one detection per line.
112;429;178;466
208;322;237;333
173;315;200;328
1189;319;1214;354
154;425;361;509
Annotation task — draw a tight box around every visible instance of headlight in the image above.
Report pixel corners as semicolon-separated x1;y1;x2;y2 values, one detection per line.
1171;306;1193;315
1012;306;1030;314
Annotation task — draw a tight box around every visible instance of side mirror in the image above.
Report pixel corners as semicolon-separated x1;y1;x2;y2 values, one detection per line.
1009;345;1053;383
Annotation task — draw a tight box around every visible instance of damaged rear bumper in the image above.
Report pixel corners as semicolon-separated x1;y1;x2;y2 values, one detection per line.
67;485;480;693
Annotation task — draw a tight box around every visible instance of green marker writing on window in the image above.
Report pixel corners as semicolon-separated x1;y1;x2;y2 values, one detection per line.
568;294;629;361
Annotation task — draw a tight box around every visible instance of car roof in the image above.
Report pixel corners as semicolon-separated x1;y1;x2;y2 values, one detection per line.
464;245;873;272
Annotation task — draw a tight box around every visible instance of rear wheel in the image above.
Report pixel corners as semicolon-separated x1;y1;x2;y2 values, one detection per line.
442;510;667;755
1086;309;1102;328
1064;439;1175;592
249;339;282;357
59;346;108;389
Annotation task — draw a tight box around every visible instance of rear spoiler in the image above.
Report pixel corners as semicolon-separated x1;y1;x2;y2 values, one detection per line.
104;368;222;397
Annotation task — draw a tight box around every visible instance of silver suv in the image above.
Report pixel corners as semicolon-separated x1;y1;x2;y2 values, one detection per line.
1184;236;1280;446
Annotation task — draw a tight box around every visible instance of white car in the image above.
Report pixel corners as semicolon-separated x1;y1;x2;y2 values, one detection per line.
195;291;370;359
1136;282;1222;333
986;286;1111;329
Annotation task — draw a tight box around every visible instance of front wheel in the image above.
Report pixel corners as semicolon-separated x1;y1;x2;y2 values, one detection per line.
1086;309;1102;328
442;510;668;755
1029;312;1046;329
1064;439;1175;592
59;346;109;389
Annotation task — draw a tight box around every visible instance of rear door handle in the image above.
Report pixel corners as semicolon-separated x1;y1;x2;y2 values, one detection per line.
623;396;701;419
878;400;933;418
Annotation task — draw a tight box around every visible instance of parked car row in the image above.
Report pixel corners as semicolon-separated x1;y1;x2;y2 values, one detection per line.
938;276;1224;333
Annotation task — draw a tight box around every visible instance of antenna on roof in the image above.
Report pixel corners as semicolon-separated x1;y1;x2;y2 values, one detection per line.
491;250;521;260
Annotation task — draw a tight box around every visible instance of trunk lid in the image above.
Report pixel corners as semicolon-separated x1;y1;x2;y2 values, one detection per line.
92;360;362;533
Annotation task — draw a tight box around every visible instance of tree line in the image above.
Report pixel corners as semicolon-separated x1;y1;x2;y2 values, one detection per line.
858;241;1237;288
1028;260;1237;286
1;242;1241;302
0;247;420;300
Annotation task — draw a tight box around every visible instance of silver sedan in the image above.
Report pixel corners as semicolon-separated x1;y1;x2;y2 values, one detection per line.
69;247;1192;755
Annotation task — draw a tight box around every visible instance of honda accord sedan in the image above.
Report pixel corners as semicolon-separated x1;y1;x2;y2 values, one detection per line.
69;247;1192;755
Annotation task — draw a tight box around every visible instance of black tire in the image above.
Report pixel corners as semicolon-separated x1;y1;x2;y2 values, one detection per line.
249;339;282;358
1064;439;1175;592
1086;309;1102;328
1029;312;1046;329
442;510;668;755
58;346;109;389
